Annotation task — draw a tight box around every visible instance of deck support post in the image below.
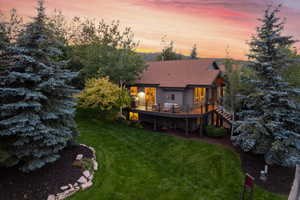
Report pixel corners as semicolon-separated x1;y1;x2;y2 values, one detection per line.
211;112;214;126
154;117;157;131
199;116;204;137
174;120;177;131
185;118;189;135
220;117;223;127
216;114;220;127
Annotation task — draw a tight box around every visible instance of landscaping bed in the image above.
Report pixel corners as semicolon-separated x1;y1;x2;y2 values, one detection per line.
0;145;93;200
239;150;295;195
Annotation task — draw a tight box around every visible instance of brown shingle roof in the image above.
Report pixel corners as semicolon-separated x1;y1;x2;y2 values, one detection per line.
136;59;221;87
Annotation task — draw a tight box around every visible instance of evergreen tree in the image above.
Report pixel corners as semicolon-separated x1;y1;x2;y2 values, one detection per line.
190;44;198;59
0;0;78;172
156;41;181;61
0;16;9;50
0;11;17;166
232;5;300;167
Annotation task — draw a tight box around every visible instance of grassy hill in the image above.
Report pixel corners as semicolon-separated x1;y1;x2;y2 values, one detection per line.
69;109;286;200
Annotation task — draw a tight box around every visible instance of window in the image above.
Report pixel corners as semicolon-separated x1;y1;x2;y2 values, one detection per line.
194;88;206;104
171;94;175;100
129;112;139;121
145;88;156;105
130;87;138;96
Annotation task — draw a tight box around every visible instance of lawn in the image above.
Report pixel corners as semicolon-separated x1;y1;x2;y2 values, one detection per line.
69;109;286;200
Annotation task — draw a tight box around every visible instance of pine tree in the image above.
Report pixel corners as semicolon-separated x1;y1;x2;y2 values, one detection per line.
156;41;181;61
0;12;18;166
232;5;300;167
0;17;9;50
190;44;198;59
0;0;79;172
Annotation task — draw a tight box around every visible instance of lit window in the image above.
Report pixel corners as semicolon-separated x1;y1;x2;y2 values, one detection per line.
194;88;206;104
129;112;139;121
130;87;138;96
145;88;156;105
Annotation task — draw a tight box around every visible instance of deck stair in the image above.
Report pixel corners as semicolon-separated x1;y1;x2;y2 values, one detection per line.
215;106;233;122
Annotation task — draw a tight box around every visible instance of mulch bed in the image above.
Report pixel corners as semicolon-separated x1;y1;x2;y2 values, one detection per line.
147;125;295;196
239;150;295;195
0;145;93;200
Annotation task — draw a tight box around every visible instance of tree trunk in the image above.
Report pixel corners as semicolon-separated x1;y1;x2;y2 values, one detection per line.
119;80;124;115
289;165;300;200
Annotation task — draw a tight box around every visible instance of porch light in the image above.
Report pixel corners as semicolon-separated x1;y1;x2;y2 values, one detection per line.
138;91;145;98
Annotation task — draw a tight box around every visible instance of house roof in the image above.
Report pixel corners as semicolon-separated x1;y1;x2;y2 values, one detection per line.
135;59;221;87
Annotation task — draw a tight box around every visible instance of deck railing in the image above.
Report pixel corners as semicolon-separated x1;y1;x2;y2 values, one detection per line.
133;101;219;115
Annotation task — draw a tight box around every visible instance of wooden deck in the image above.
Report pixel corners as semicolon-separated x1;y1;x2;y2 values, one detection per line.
131;104;216;118
128;104;232;134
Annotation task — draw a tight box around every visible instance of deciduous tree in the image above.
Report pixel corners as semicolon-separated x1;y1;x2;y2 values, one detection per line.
76;77;130;113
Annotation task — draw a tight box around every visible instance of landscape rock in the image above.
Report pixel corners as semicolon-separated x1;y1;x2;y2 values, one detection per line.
81;181;93;190
47;195;55;200
93;160;98;171
77;176;87;184
89;147;96;154
76;154;83;160
60;185;69;190
83;170;91;178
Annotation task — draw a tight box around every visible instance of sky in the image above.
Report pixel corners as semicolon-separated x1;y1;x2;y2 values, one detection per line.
1;0;300;60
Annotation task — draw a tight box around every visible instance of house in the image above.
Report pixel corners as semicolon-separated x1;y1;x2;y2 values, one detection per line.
127;59;228;134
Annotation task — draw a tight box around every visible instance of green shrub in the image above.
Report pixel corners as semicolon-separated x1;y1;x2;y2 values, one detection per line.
129;121;144;129
206;125;226;138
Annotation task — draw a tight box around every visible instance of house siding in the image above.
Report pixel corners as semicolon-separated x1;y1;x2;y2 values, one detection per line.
156;88;164;105
161;90;184;105
183;88;194;107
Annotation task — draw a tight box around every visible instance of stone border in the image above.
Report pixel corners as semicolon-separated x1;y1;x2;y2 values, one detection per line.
47;144;98;200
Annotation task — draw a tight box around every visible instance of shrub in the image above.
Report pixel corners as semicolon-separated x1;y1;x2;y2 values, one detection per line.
129;121;143;129
206;125;226;138
76;77;130;115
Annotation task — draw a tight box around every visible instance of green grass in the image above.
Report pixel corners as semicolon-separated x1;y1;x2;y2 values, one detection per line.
69;109;286;200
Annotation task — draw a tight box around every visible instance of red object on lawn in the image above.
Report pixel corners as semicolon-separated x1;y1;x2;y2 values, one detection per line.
244;173;255;188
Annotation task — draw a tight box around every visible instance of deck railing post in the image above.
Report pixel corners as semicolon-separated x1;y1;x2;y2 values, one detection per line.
158;103;161;112
172;105;175;113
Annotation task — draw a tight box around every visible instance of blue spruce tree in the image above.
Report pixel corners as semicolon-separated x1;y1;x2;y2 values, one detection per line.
0;0;79;172
232;5;300;167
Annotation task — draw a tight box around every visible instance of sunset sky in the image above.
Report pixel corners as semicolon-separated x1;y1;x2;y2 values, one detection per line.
1;0;300;60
